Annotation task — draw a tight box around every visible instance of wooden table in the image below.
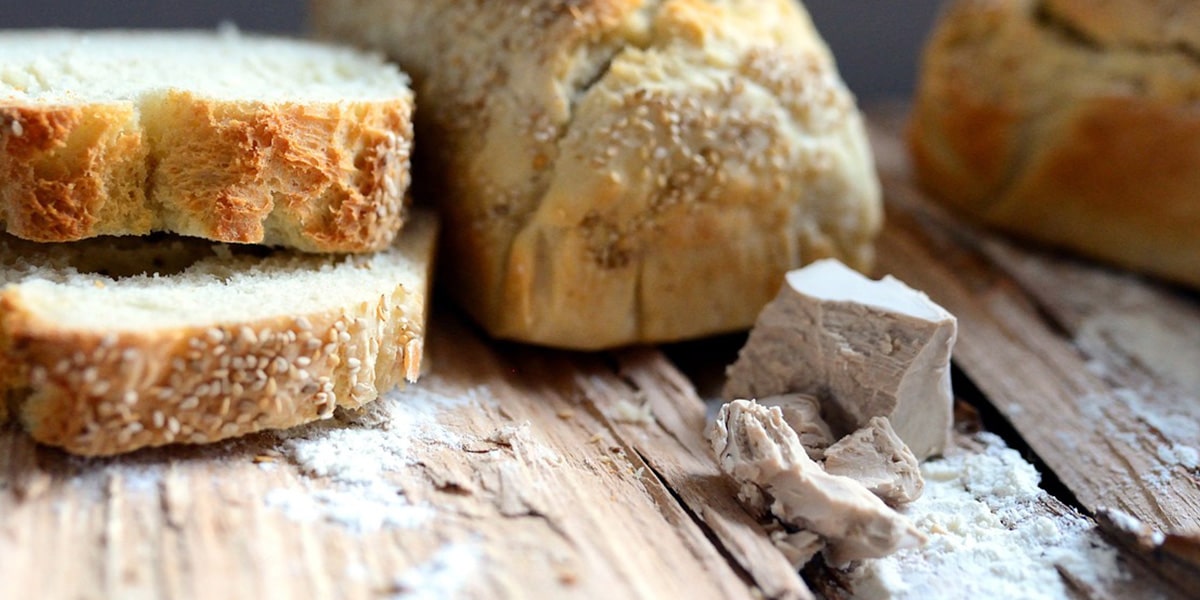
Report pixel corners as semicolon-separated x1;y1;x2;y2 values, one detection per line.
2;108;1199;599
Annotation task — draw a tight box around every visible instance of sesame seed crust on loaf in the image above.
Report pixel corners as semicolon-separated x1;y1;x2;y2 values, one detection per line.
910;0;1200;288
0;211;436;456
0;30;415;253
313;0;882;349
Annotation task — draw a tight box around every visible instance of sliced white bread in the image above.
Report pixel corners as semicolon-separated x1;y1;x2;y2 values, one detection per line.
0;28;414;253
0;211;437;456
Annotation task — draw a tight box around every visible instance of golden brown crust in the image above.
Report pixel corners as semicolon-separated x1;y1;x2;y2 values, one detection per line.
1041;0;1200;50
0;212;435;456
314;0;882;349
910;0;1200;288
0;91;413;253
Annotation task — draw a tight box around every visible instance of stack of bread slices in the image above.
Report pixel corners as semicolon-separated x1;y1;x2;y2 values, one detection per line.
0;29;436;456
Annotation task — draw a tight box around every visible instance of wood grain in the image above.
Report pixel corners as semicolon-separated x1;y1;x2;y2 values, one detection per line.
0;316;808;600
5;107;1199;599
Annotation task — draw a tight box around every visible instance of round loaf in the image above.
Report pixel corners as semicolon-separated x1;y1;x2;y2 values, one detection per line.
0;29;415;253
314;0;882;349
910;0;1200;288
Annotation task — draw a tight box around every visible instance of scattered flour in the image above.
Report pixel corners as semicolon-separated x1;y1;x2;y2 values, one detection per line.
1156;443;1199;470
849;433;1126;599
391;543;484;600
263;377;490;532
265;486;434;533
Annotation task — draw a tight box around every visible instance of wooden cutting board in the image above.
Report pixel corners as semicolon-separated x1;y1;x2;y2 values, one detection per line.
2;107;1199;599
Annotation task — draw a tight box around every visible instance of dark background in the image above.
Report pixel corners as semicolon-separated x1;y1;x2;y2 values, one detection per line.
2;1;945;99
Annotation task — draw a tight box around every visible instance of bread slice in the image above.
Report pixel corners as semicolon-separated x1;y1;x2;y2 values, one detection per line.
0;210;436;456
0;28;414;253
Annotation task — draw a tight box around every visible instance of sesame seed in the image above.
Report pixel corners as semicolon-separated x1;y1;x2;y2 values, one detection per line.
295;356;311;368
152;411;165;429
180;396;199;410
11;119;22;137
167;417;181;435
295;317;312;331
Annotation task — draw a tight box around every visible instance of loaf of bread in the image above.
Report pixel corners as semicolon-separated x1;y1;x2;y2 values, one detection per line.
0;29;414;253
910;0;1200;288
313;0;882;349
0;211;436;456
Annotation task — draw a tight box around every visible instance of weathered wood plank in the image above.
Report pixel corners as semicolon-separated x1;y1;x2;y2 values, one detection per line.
0;316;801;600
866;108;1200;533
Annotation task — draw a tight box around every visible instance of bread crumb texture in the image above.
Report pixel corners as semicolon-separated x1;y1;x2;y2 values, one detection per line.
0;30;415;252
0;212;436;456
313;0;882;348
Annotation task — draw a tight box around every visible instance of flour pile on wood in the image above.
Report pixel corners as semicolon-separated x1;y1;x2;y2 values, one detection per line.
848;433;1126;599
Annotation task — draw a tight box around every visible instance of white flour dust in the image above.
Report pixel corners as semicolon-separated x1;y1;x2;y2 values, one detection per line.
264;377;490;532
391;543;484;600
850;433;1126;599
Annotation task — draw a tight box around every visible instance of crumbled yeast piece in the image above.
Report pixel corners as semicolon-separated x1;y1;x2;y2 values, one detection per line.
824;417;924;506
707;400;925;566
758;393;835;461
724;259;957;460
